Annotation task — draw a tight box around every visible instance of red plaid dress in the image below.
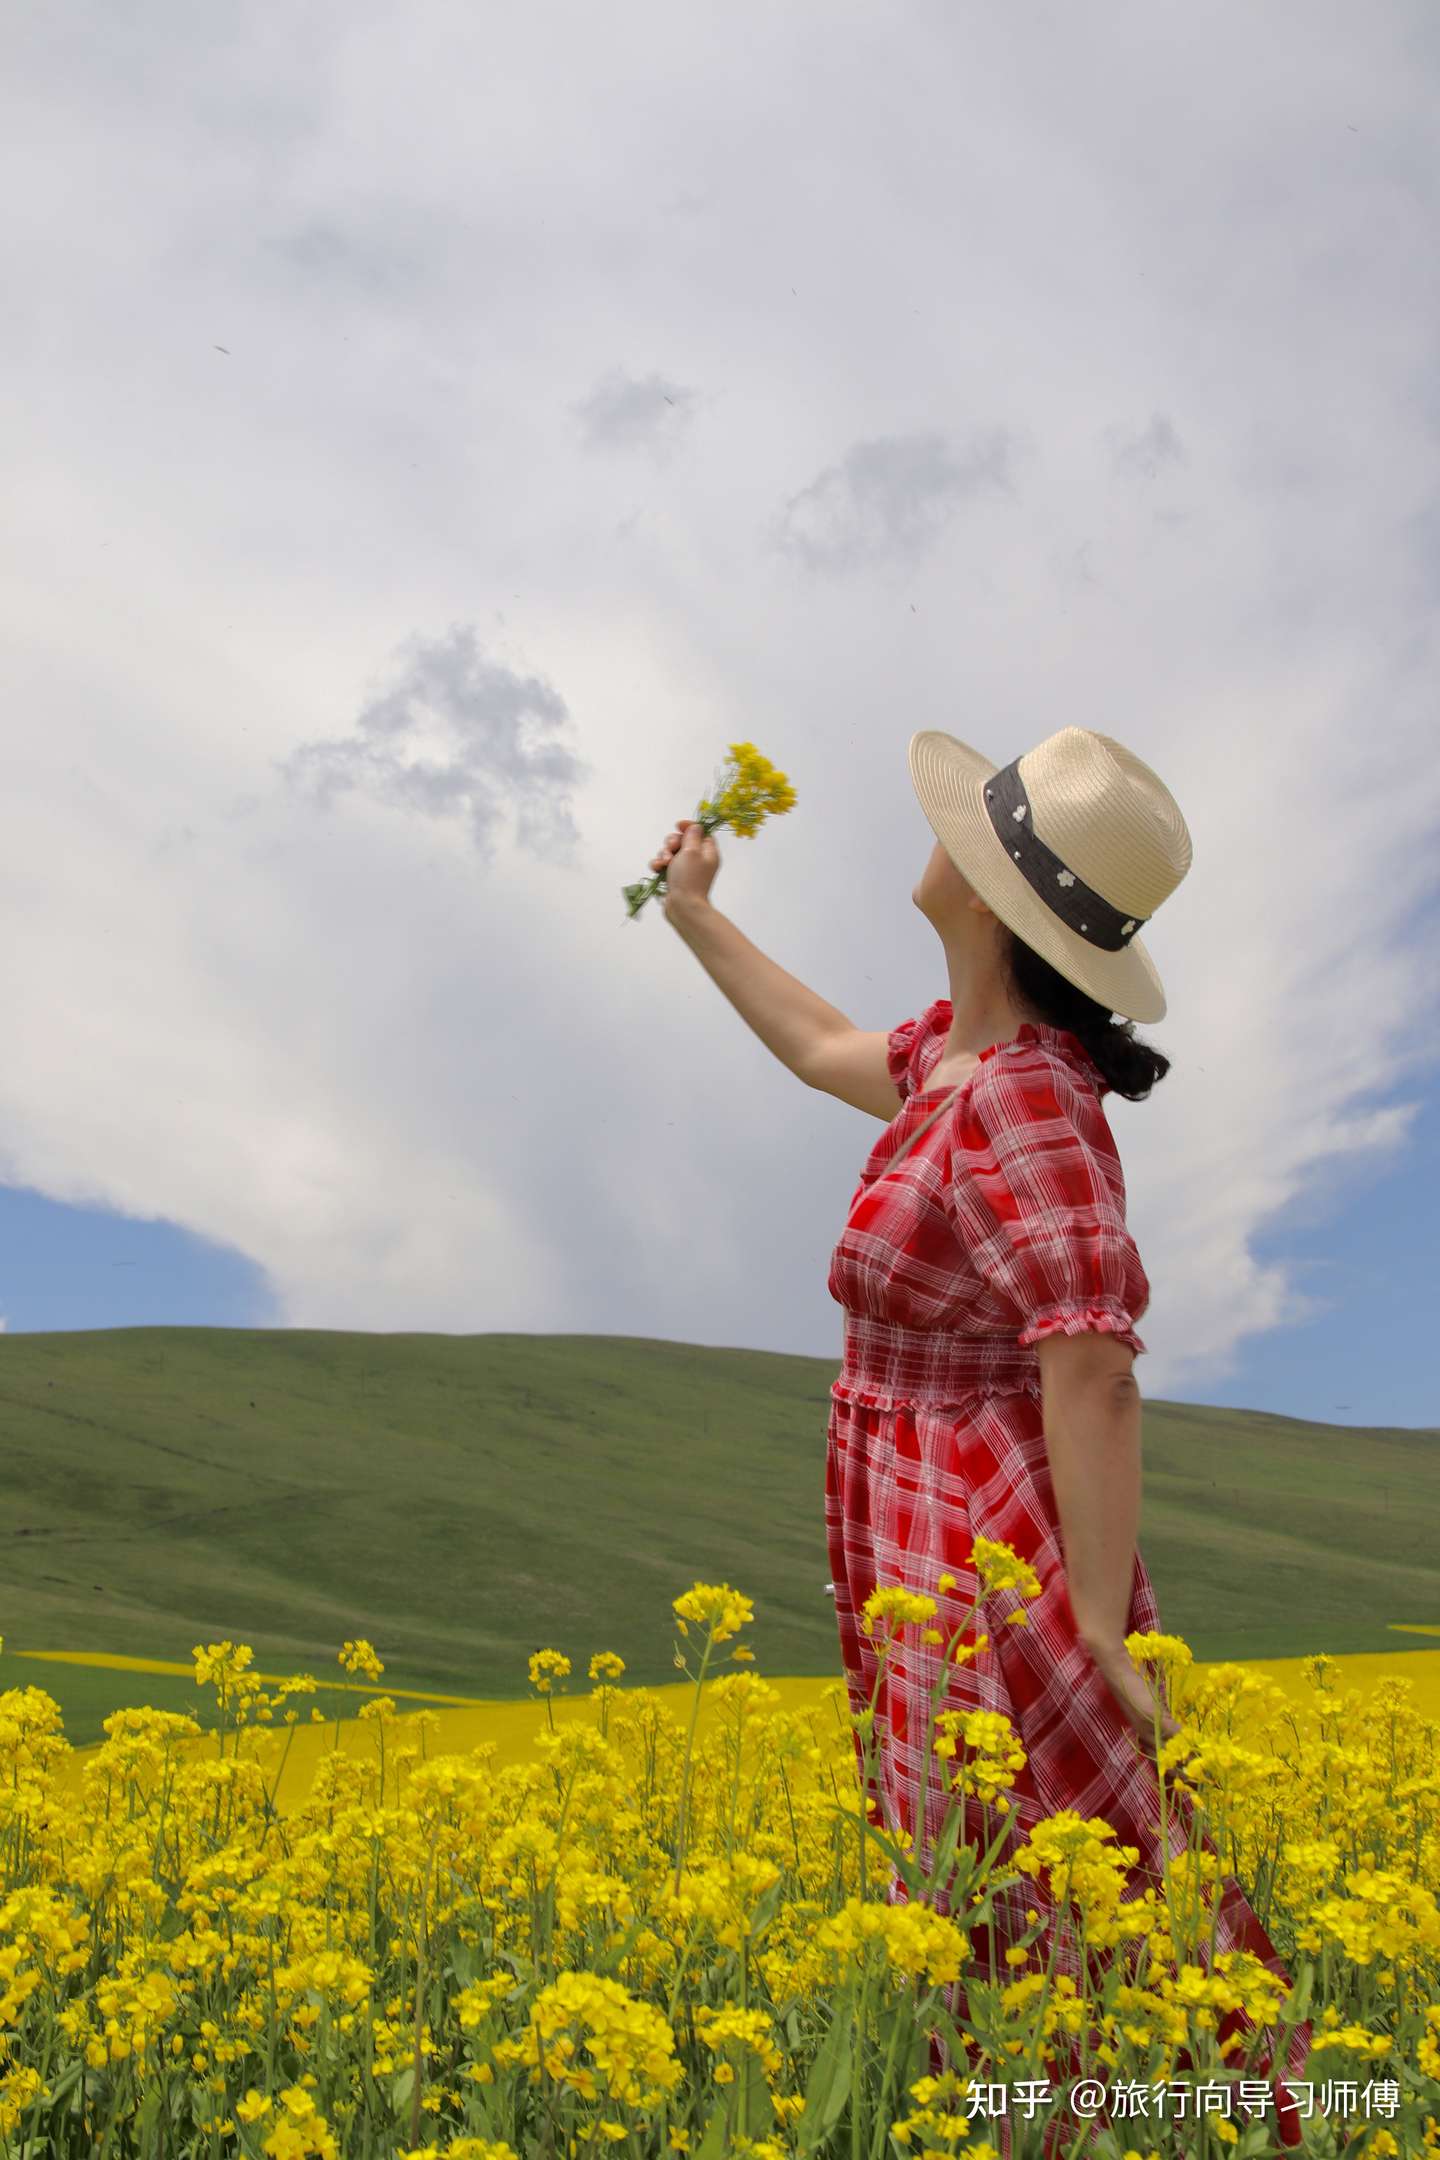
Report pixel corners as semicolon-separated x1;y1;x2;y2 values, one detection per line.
823;1000;1311;2129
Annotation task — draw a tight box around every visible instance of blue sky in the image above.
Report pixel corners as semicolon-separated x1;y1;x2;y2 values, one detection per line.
2;2;1437;1436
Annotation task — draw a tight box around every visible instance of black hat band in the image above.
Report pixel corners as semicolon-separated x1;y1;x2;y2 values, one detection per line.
983;758;1147;954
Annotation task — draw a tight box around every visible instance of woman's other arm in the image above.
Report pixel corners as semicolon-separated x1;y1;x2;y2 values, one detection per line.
1036;1334;1179;1755
1038;1332;1143;1651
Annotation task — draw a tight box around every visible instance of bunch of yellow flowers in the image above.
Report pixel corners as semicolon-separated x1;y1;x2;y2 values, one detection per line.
623;743;796;918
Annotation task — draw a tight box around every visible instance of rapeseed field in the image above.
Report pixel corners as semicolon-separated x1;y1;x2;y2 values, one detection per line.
2;1553;1438;2160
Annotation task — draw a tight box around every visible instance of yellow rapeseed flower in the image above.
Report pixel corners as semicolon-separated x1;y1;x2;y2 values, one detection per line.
672;1583;754;1644
338;1639;385;1682
933;1708;1028;1808
528;1650;572;1695
624;743;796;917
968;1536;1043;1601
860;1586;939;1638
697;742;797;839
2;1568;1434;2160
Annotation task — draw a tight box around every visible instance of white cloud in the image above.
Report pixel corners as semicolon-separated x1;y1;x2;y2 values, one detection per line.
274;624;592;861
771;427;1026;574
0;0;1437;1395
572;368;700;462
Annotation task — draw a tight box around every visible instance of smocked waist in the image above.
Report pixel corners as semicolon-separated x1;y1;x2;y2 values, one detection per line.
832;1313;1040;1410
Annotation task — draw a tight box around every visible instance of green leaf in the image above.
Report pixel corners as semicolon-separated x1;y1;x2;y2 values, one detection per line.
927;1999;987;2064
870;1995;931;2108
691;2098;732;2160
796;2000;854;2154
870;1997;903;2066
737;2051;776;2130
592;1911;651;1975
43;2059;86;2108
747;1877;783;1942
1075;2132;1129;2160
920;1798;969;1900
856;1814;923;1891
1288;1954;1315;2027
901;2016;931;2096
390;2065;415;2112
147;1877;188;1939
133;2083;165;2148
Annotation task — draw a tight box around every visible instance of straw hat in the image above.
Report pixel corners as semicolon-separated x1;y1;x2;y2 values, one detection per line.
907;725;1193;1024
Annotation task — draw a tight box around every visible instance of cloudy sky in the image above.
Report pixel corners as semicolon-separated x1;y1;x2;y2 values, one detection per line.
3;1;1438;1429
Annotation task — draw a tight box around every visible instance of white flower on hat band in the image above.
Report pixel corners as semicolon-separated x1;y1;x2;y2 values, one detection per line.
1012;803;1028;822
1122;920;1136;935
1056;870;1075;887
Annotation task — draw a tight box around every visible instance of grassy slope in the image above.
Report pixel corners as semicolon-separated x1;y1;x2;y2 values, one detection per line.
0;1327;1435;1746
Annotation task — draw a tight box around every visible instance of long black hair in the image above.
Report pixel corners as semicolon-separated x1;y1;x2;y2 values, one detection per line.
1002;928;1171;1102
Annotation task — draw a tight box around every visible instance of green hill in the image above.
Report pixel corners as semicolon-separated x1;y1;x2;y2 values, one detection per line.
0;1327;1435;1746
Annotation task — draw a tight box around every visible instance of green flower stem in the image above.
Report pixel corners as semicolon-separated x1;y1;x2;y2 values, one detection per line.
664;1916;705;2027
1026;1848;1078;2086
673;1626;719;1892
867;1983;909;2160
851;1960;870;2160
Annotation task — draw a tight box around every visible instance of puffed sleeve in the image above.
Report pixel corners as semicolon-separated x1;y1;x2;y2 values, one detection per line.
885;1013;924;1102
943;1053;1150;1358
886;998;952;1103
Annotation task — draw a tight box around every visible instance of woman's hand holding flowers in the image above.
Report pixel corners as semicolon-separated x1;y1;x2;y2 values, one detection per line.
649;818;720;918
623;742;796;920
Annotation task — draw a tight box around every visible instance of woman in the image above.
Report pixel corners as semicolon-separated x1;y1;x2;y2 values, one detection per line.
653;724;1311;2152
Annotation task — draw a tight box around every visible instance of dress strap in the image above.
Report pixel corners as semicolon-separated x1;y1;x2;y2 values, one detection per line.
884;1082;965;1172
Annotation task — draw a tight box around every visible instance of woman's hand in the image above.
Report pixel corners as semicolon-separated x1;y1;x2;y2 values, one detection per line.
1086;1636;1181;1765
650;817;721;915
